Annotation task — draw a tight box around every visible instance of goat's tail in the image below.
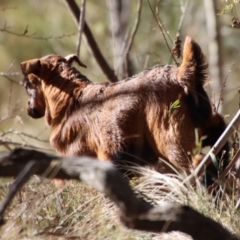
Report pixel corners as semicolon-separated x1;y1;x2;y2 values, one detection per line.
177;36;208;93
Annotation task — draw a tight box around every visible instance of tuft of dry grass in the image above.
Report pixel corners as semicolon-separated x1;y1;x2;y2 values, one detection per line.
133;164;240;236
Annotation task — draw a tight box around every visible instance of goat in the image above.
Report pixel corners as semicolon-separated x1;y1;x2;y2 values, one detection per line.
20;36;229;186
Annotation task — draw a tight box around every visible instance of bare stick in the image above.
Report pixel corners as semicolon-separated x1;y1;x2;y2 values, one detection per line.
147;0;178;65
176;0;190;35
184;109;240;185
216;62;234;112
64;0;118;82
0;148;238;240
127;0;142;53
0;74;21;86
76;0;86;58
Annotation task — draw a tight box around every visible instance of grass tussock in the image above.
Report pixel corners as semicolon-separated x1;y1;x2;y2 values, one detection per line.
0;162;240;240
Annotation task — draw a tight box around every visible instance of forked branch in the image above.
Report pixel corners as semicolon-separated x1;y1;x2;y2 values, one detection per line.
64;0;118;82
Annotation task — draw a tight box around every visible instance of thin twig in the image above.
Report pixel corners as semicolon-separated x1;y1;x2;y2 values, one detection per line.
122;0;142;68
0;72;19;76
0;23;76;41
147;0;178;65
0;141;12;151
176;0;189;35
64;0;118;82
6;61;16;117
7;78;13;117
76;0;86;58
0;130;49;143
0;61;21;85
216;62;234;112
1;75;21;85
154;2;174;46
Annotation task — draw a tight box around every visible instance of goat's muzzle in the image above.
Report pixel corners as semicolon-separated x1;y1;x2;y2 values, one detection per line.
27;107;44;119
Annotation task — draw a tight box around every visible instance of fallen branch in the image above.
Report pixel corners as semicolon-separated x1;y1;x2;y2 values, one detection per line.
0;148;238;240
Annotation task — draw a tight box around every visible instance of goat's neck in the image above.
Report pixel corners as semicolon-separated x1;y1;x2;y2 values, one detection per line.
43;66;89;127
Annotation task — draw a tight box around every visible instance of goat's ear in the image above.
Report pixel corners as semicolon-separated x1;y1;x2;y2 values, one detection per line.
65;54;87;68
20;59;41;76
177;36;208;89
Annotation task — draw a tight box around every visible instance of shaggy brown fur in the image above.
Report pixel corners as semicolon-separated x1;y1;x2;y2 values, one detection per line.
20;36;229;185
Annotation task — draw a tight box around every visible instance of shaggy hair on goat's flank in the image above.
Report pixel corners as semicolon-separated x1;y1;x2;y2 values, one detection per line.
20;36;229;186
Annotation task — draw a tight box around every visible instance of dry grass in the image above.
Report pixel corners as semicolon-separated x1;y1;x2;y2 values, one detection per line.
0;162;240;240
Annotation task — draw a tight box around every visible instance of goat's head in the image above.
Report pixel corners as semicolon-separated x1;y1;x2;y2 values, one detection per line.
20;54;87;119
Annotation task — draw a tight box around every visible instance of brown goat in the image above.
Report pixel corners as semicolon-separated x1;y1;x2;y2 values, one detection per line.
20;36;229;185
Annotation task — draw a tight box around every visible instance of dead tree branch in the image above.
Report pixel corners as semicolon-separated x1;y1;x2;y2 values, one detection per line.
126;0;142;54
64;0;118;82
0;148;238;240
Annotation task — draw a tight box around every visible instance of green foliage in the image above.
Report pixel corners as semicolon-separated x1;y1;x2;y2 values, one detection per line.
168;99;180;117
